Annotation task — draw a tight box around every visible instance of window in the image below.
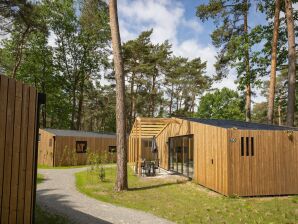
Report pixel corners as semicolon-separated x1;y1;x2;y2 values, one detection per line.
108;146;117;153
76;141;87;153
241;137;244;156
251;137;254;156
246;137;249;156
240;137;255;157
49;139;52;147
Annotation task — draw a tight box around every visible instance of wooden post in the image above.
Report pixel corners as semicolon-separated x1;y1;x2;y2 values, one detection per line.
138;120;142;175
32;93;46;224
128;136;131;162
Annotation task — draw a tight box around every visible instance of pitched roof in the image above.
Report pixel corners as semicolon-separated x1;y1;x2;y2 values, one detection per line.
180;117;298;131
42;128;116;138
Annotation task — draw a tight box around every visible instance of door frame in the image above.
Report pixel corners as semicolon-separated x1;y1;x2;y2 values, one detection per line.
168;134;194;178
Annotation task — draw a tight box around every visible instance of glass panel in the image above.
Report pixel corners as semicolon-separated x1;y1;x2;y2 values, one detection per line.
173;138;178;172
176;138;183;173
169;138;174;170
188;136;194;178
183;136;189;176
168;135;194;178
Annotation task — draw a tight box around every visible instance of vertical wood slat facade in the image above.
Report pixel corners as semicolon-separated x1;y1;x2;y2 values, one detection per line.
154;118;229;195
38;129;55;166
128;117;298;196
0;75;38;224
38;129;117;166
227;129;298;196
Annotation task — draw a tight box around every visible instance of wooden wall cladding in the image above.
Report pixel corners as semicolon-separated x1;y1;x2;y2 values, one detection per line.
227;129;298;196
155;118;229;195
38;129;55;166
0;75;38;224
54;136;117;166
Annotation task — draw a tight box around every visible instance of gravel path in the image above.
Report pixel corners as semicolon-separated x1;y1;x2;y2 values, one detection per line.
37;168;174;224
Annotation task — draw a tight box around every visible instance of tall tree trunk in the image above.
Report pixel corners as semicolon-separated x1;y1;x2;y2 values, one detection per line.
41;82;47;128
179;96;182;111
244;0;251;122
278;98;282;125
267;0;281;124
151;72;157;117
76;91;84;130
109;0;128;191
285;0;296;127
71;73;79;130
12;26;30;78
169;84;174;115
191;93;196;113
129;73;135;131
133;84;141;120
76;75;85;130
71;85;77;130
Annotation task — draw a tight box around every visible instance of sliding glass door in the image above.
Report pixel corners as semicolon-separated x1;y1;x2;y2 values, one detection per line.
168;135;194;178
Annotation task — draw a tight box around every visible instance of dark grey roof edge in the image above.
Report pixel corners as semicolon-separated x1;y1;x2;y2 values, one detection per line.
174;117;298;131
42;128;116;138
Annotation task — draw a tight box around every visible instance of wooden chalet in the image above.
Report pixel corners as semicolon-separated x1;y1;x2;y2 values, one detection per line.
128;117;298;196
38;129;117;166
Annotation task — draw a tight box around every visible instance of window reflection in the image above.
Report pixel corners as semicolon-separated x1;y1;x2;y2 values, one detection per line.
168;135;193;178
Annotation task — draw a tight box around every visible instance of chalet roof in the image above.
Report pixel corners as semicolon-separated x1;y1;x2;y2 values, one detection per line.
43;128;116;138
180;117;298;131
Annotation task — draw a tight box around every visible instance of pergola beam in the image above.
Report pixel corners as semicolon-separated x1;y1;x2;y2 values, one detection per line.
130;117;173;139
129;117;174;174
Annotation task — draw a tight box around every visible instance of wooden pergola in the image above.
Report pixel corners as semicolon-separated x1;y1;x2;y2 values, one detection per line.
128;117;173;164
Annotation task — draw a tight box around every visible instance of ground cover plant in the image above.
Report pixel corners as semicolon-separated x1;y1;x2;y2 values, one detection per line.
36;173;45;184
76;166;298;224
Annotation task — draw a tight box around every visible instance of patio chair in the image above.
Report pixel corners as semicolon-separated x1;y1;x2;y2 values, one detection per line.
140;160;145;176
143;161;151;176
154;159;160;173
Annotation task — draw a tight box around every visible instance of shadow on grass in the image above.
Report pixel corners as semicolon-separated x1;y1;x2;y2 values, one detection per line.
37;175;48;185
36;189;112;224
128;180;187;191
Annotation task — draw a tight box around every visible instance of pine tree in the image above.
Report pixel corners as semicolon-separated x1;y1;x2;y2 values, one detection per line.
284;0;296;126
109;0;128;191
197;0;260;122
267;0;281;124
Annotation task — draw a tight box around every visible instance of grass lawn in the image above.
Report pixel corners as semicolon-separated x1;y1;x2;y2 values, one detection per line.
37;173;45;184
76;167;298;224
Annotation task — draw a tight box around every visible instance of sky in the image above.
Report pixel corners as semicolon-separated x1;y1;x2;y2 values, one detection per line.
117;0;268;104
